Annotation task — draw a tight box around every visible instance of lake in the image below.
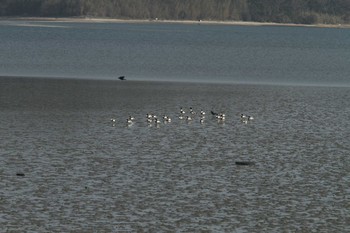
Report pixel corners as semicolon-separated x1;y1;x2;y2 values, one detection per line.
0;19;350;86
0;20;349;232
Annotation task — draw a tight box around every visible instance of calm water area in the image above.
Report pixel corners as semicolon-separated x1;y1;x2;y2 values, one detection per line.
0;20;349;232
1;20;350;86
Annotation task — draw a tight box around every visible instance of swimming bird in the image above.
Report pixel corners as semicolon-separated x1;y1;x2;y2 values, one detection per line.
154;118;161;124
240;113;254;124
163;115;171;123
214;113;225;121
190;107;196;115
110;118;116;123
180;107;186;114
240;114;247;119
118;76;125;80
241;114;253;121
126;115;135;125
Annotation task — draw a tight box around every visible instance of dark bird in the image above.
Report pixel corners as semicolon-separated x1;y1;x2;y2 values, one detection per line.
235;161;255;166
118;76;126;81
211;111;218;116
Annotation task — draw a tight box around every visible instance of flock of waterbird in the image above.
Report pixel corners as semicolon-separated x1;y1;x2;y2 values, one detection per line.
110;107;254;127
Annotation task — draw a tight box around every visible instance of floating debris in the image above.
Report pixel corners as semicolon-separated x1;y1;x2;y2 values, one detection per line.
235;161;255;166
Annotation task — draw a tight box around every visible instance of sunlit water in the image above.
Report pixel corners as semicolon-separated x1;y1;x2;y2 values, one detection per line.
0;77;349;232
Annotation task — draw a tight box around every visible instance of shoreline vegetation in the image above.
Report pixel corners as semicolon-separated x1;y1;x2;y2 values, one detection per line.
0;0;349;27
1;16;350;29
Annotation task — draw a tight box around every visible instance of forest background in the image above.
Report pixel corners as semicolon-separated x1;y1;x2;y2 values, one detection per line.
1;0;350;25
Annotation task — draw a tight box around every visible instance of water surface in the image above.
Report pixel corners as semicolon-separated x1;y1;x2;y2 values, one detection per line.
0;77;349;232
0;20;350;86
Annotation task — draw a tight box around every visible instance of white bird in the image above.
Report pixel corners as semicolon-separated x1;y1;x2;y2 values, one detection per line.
240;113;254;124
241;114;253;121
154;118;161;124
163;115;171;123
180;107;185;114
190;107;196;115
216;113;225;120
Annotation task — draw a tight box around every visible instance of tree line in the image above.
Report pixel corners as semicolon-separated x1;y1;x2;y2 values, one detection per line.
1;0;349;24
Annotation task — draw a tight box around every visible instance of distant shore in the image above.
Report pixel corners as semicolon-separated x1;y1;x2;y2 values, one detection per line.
1;16;350;29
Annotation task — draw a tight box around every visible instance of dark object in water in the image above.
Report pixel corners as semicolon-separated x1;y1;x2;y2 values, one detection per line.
16;173;25;176
211;111;218;116
118;76;125;80
235;161;255;166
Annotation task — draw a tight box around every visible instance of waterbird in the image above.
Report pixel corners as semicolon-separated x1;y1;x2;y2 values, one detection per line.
214;113;225;121
189;107;196;115
163;115;171;122
118;76;125;80
240;114;253;122
180;107;185;114
127;115;135;125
